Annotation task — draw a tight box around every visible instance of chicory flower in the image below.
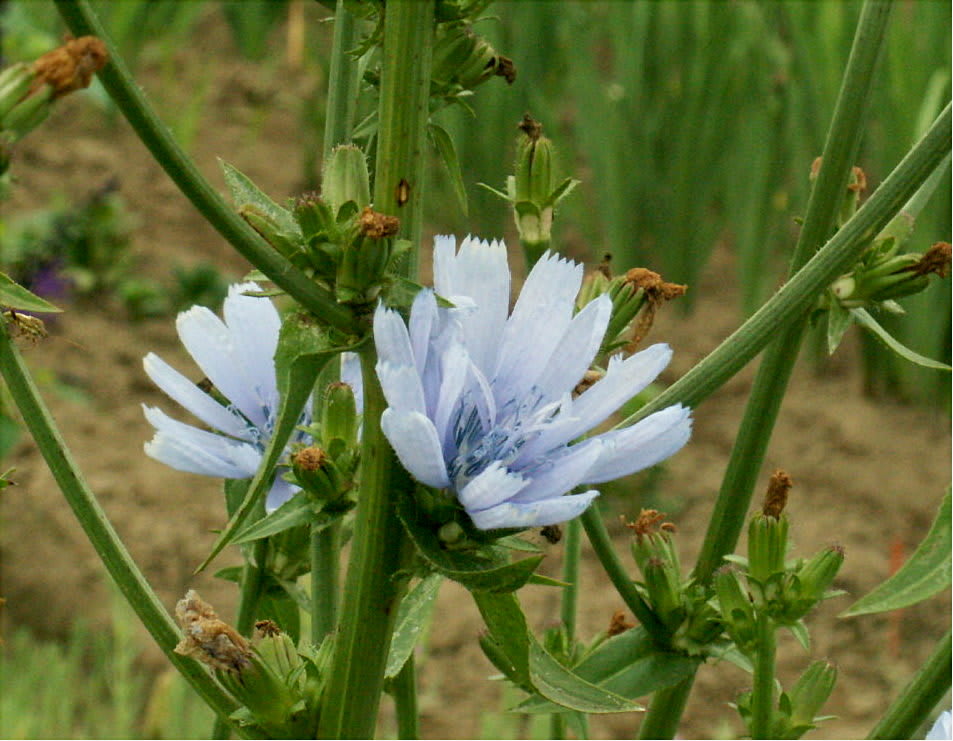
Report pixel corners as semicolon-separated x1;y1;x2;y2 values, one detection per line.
142;282;310;512
927;711;952;740
374;235;692;531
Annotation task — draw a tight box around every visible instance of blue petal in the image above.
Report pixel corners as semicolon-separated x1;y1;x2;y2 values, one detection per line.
458;461;528;512
582;404;692;483
221;282;281;414
143;405;260;478
381;409;450;488
510;440;604;504
143;352;253;440
376;362;427;415
373;303;416;369
266;474;300;513
340;352;363;416
469;490;599;530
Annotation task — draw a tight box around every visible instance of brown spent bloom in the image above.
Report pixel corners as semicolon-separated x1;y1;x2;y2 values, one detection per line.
360;207;400;239
2;311;48;342
174;590;251;673
607;610;635;637
904;242;951;278
495;56;517;85
622;268;687;351
762;469;793;519
292;446;327;472
517;113;543;141
625;509;676;539
32;36;108;99
253;619;282;639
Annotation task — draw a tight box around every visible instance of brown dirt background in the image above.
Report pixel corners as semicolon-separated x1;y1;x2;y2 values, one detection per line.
1;16;950;740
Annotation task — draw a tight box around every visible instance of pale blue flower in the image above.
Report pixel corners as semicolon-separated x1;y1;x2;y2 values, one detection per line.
142;282;310;512
374;235;692;530
927;711;952;740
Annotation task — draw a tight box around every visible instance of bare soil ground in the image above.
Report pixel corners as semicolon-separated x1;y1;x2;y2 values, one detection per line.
1;31;950;740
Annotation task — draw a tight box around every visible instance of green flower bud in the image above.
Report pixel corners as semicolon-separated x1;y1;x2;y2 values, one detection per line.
713;566;758;655
2;84;52;140
747;511;789;586
782;660;837;738
0;64;36;122
321;144;371;216
240;205;306;264
794;545;845;605
322;381;359;449
431;25;515;94
575;260;612;312
642;556;684;628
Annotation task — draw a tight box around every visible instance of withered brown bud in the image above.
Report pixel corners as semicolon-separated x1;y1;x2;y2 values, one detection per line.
625;509;674;540
253;619;282;639
359;206;399;239
607;610;635;637
495;56;517;84
905;242;951;278
174;590;250;672
292;446;327;472
517;113;542;141
32;36;108;99
623;268;687;303
762;469;793;519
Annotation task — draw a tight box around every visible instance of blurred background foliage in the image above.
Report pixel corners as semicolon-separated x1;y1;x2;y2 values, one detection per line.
3;0;949;403
1;1;949;737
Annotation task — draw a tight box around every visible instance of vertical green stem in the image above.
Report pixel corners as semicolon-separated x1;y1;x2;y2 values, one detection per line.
749;617;778;739
559;518;582;637
323;0;361;154
0;322;246;736
393;654;421;740
371;0;436;275
310;520;339;644
316;347;412;739
637;677;693;740
868;630;952;740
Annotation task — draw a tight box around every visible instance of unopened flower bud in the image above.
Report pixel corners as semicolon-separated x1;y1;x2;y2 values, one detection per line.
0;64;36;121
713;566;758;655
794;544;845;605
642;556;684;628
786;660;837;733
240;205;306;264
322;380;358;448
321;144;371;216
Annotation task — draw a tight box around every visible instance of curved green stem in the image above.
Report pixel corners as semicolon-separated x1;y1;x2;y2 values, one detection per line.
393;654;420;740
694;0;894;583
580;508;666;643
868;629;952;740
637;677;693;740
52;0;359;336
0;321;246;736
749;617;778;739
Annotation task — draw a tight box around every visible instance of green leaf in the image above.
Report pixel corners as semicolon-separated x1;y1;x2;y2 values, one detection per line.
429;123;469;217
396;491;544;592
842;490;951;616
220;159;302;238
542;177;581;210
230;493;347;545
826;300;854;354
386;276;455;311
528;635;644;714
385;573;443;678
473;591;532;690
514;627;700;713
851;308;952;371
0;272;61;313
195;314;343;573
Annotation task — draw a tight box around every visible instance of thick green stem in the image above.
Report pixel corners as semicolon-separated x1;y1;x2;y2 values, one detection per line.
323;0;361;155
310;520;339;644
618;101;949;430
637;677;693;740
371;0;435;275
694;0;894;582
393;654;420;740
53;0;359;336
580;508;666;643
560;517;582;638
316;347;411;739
868;630;952;739
749;617;778;739
0;322;246;736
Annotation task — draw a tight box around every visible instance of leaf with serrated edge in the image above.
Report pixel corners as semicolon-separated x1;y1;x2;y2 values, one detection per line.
221;160;301;238
843;489;951;616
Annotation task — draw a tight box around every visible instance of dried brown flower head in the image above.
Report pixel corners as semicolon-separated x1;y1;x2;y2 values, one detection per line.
174;590;250;673
32;36;108;99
